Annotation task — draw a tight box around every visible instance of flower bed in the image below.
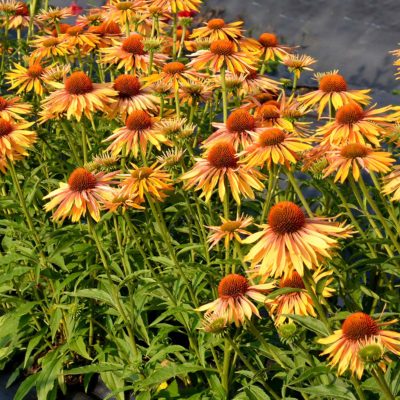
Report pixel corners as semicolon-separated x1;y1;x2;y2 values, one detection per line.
1;0;400;399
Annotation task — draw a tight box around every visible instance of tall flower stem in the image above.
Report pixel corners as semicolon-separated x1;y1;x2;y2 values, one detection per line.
371;368;395;400
226;334;280;400
358;175;400;254
329;182;377;256
220;65;228;122
8;161;42;249
174;86;181;118
177;25;186;59
172;13;178;60
259;50;267;75
87;218;139;360
369;171;400;231
302;268;330;328
260;165;279;223
285;168;313;217
146;195;198;307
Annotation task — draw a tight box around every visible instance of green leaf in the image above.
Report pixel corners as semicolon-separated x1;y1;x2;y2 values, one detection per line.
138;363;207;388
67;289;113;306
289;383;357;399
14;374;37;400
36;349;64;400
66;363;123;375
285;314;330;336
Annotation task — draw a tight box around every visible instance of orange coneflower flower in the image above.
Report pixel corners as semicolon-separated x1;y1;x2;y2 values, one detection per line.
108;74;159;118
6;61;49;96
61;25;100;54
100;33;167;73
318;102;393;146
256;32;293;61
102;0;146;28
30;35;71;61
36;6;72;26
41;71;117;121
254;101;293;131
151;117;194;141
189;39;254;74
44;167;118;222
239;127;312;169
298;71;371;117
150;0;201;13
41;64;71;88
383;166;400;202
266;269;334;326
7;1;30;29
49;23;71;37
76;8;104;27
0;96;31;120
197;273;274;327
104;110;171;157
178;79;215;105
103;187;145;213
319;312;400;378
0;0;21;13
244;201;352;277
181;140;265;204
143;61;204;91
190;18;243;42
203;109;261;150
323;143;395;183
119;162;173;202
156;148;185;167
0;117;36;160
227;70;280;96
87;20;122;48
282;54;316;79
207;215;253;249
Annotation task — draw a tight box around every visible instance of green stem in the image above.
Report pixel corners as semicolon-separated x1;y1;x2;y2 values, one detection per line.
285;168;313;217
172;13;177;60
87;218;139;359
261;165;279;223
174;85;181;118
220;66;228;123
371;368;394;400
303;268;330;329
350;376;367;400
177;25;186;59
221;338;231;397
227;335;280;399
358;174;400;253
146;195;198;306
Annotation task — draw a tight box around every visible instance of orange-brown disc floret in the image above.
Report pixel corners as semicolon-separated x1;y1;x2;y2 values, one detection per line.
207;141;238;168
258;32;278;47
65;72;94;95
218;274;249;299
210;39;235;56
226;109;255;132
125;110;152;130
259;128;286;146
113;75;141;97
68;168;97;191
336;102;364;125
0;118;13;138
342;312;380;341
319;74;347;93
268;201;306;234
279;271;305;289
163;61;186;74
340;143;370;159
122;34;145;54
